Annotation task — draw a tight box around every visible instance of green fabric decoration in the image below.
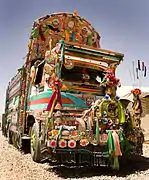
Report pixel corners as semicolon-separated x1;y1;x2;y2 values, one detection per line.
27;83;32;101
13;95;18;105
48;117;53;129
95;118;99;143
56;62;61;78
107;131;120;170
45;116;53;132
44;116;53;141
43;27;49;35
113;156;119;170
56;40;64;79
119;131;130;154
87;35;92;46
107;130;116;155
118;101;125;123
31;27;39;38
60;40;64;63
58;125;63;138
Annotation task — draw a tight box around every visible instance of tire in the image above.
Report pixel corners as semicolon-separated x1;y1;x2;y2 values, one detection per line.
8;128;13;144
12;133;18;148
30;123;41;162
16;132;22;150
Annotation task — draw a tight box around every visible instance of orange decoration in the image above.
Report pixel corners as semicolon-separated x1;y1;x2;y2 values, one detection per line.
73;10;78;16
131;88;141;95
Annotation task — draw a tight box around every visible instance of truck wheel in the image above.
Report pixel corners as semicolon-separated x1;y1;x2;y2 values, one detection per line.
16;132;22;150
12;133;18;148
30;123;41;162
8;129;13;144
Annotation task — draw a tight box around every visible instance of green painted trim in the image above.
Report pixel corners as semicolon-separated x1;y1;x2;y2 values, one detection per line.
29;91;88;109
28;103;86;110
29;90;53;101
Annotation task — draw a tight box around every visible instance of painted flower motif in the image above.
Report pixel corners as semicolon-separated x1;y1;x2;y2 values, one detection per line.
101;70;120;88
80;139;89;147
50;140;56;148
68;140;76;148
59;139;67;148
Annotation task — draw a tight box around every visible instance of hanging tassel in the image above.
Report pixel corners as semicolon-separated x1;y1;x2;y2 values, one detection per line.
46;89;62;112
87;35;92;46
112;131;122;156
138;60;141;70
112;156;119;170
95;118;99;144
144;66;147;77
107;131;116;155
112;131;122;170
136;68;139;79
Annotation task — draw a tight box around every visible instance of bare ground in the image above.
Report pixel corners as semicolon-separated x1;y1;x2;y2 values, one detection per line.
0;131;149;180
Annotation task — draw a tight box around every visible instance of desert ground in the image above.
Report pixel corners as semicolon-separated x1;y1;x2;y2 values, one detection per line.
0;130;149;180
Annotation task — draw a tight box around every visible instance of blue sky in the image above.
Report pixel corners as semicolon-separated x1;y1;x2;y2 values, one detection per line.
0;0;149;114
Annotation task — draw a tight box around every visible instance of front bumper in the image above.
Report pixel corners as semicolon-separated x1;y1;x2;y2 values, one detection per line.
55;144;109;166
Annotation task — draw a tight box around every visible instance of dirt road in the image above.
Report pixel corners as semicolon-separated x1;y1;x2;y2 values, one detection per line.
0;131;149;180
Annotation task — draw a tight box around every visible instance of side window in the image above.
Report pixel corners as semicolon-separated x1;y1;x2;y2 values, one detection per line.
34;63;44;85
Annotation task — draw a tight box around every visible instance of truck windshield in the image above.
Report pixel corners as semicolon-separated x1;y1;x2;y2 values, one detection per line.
61;65;104;85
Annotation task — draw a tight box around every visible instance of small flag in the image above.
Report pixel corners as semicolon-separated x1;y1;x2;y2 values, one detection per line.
136;68;139;79
132;61;135;81
142;62;145;71
138;60;141;70
144;66;147;77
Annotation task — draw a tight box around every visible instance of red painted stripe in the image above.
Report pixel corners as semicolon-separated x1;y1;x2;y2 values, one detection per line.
9;80;20;90
9;90;20;99
28;97;74;106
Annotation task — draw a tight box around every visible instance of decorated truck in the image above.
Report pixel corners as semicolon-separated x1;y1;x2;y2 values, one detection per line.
3;11;144;170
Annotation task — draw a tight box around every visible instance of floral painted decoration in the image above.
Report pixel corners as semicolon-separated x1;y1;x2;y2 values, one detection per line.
48;77;63;90
101;68;121;88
